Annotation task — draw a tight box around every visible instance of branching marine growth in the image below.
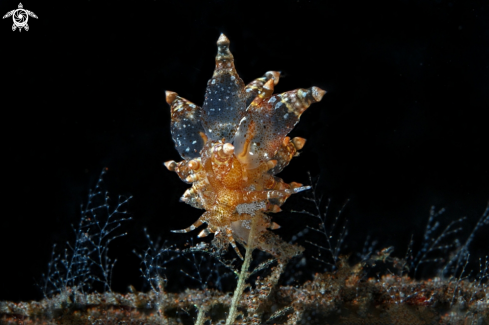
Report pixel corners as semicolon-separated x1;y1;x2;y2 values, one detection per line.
39;169;132;302
164;34;325;323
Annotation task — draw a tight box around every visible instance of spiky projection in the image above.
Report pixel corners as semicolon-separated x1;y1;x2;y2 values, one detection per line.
165;34;325;261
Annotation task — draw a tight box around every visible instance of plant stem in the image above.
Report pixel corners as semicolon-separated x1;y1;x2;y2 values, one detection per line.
225;216;258;325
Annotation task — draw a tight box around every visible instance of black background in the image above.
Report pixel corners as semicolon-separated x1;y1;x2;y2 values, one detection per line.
1;0;488;302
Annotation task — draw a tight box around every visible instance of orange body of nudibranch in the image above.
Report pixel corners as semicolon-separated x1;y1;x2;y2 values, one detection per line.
164;34;325;261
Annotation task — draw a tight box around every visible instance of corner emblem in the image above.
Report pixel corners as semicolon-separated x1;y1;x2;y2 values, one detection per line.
3;3;38;32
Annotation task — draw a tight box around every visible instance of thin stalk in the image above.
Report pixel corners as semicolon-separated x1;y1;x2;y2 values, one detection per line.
195;304;206;325
225;216;258;325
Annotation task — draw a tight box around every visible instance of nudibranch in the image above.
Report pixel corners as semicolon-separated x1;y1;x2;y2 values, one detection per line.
165;34;325;261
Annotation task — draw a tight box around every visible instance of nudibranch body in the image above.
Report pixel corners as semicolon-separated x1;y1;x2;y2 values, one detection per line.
165;34;325;261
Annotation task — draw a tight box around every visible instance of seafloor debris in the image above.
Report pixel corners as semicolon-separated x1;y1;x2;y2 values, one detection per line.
2;259;487;324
